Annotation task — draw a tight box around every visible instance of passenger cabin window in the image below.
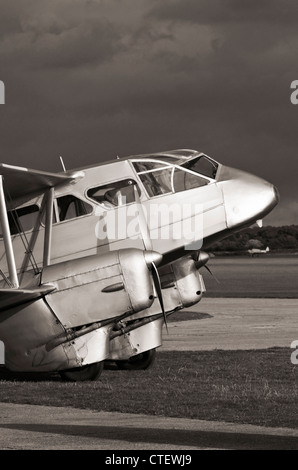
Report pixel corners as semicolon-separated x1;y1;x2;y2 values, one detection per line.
0;204;40;237
87;179;140;209
54;195;92;223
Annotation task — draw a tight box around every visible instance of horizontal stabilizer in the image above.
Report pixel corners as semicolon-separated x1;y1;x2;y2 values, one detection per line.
0;164;84;200
0;284;55;312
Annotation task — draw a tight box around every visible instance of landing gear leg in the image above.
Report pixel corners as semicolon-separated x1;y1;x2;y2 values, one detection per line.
115;348;156;370
59;361;104;381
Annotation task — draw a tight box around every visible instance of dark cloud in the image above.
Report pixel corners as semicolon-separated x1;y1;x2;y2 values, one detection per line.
148;0;298;25
0;5;125;70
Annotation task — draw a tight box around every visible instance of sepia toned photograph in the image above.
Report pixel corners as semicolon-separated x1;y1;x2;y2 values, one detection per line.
0;0;297;455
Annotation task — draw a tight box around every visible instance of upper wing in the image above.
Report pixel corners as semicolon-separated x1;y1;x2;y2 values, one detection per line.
0;164;84;200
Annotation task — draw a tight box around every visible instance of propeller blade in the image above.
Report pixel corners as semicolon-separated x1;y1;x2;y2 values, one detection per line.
133;184;167;331
204;264;220;284
151;261;168;333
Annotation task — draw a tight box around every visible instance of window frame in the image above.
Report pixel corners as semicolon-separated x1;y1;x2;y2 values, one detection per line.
180;154;219;180
130;158;214;199
86;178;141;210
51;194;93;225
0;202;41;238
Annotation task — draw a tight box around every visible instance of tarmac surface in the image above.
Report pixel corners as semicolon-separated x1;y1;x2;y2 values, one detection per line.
1;297;298;450
1;402;298;450
162;297;298;351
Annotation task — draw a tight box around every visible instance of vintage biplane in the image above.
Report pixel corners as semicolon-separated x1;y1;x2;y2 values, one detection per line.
0;149;279;380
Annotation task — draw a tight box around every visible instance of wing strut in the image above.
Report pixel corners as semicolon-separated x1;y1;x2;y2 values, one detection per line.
0;175;19;288
43;187;54;266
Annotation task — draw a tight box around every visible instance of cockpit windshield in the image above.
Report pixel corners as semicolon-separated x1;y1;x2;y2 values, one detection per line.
132;154;217;198
181;155;218;179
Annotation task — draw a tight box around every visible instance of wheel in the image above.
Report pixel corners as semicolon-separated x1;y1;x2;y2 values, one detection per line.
59;361;104;382
115;348;156;370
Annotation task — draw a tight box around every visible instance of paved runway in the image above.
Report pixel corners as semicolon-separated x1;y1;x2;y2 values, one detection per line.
0;402;298;450
162;297;298;351
1;297;298;450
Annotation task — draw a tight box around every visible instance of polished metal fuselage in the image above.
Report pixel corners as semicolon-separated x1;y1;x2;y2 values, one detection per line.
0;151;279;372
0;157;278;273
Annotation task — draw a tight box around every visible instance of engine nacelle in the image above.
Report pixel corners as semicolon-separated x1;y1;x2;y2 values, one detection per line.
42;248;160;328
159;254;206;310
108;255;206;361
0;248;161;372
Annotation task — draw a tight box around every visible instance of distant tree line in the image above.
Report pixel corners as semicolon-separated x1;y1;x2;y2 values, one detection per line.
208;225;298;252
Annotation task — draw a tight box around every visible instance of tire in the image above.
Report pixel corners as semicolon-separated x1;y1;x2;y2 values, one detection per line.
59;361;104;382
115;348;156;370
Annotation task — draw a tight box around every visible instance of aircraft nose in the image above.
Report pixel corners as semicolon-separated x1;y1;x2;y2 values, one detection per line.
217;166;279;229
273;185;280;205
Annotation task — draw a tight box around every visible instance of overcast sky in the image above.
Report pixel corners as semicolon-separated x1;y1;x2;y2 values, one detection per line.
0;0;297;226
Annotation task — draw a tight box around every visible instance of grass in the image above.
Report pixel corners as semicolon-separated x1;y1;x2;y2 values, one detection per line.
0;348;297;429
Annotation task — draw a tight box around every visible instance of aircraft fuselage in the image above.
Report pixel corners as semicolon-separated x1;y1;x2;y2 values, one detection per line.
0;150;279;274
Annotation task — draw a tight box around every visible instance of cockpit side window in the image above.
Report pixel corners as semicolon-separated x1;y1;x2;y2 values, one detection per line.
181;155;218;179
133;161;166;172
87;179;140;209
139;169;172;197
132;159;212;198
173;168;209;192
